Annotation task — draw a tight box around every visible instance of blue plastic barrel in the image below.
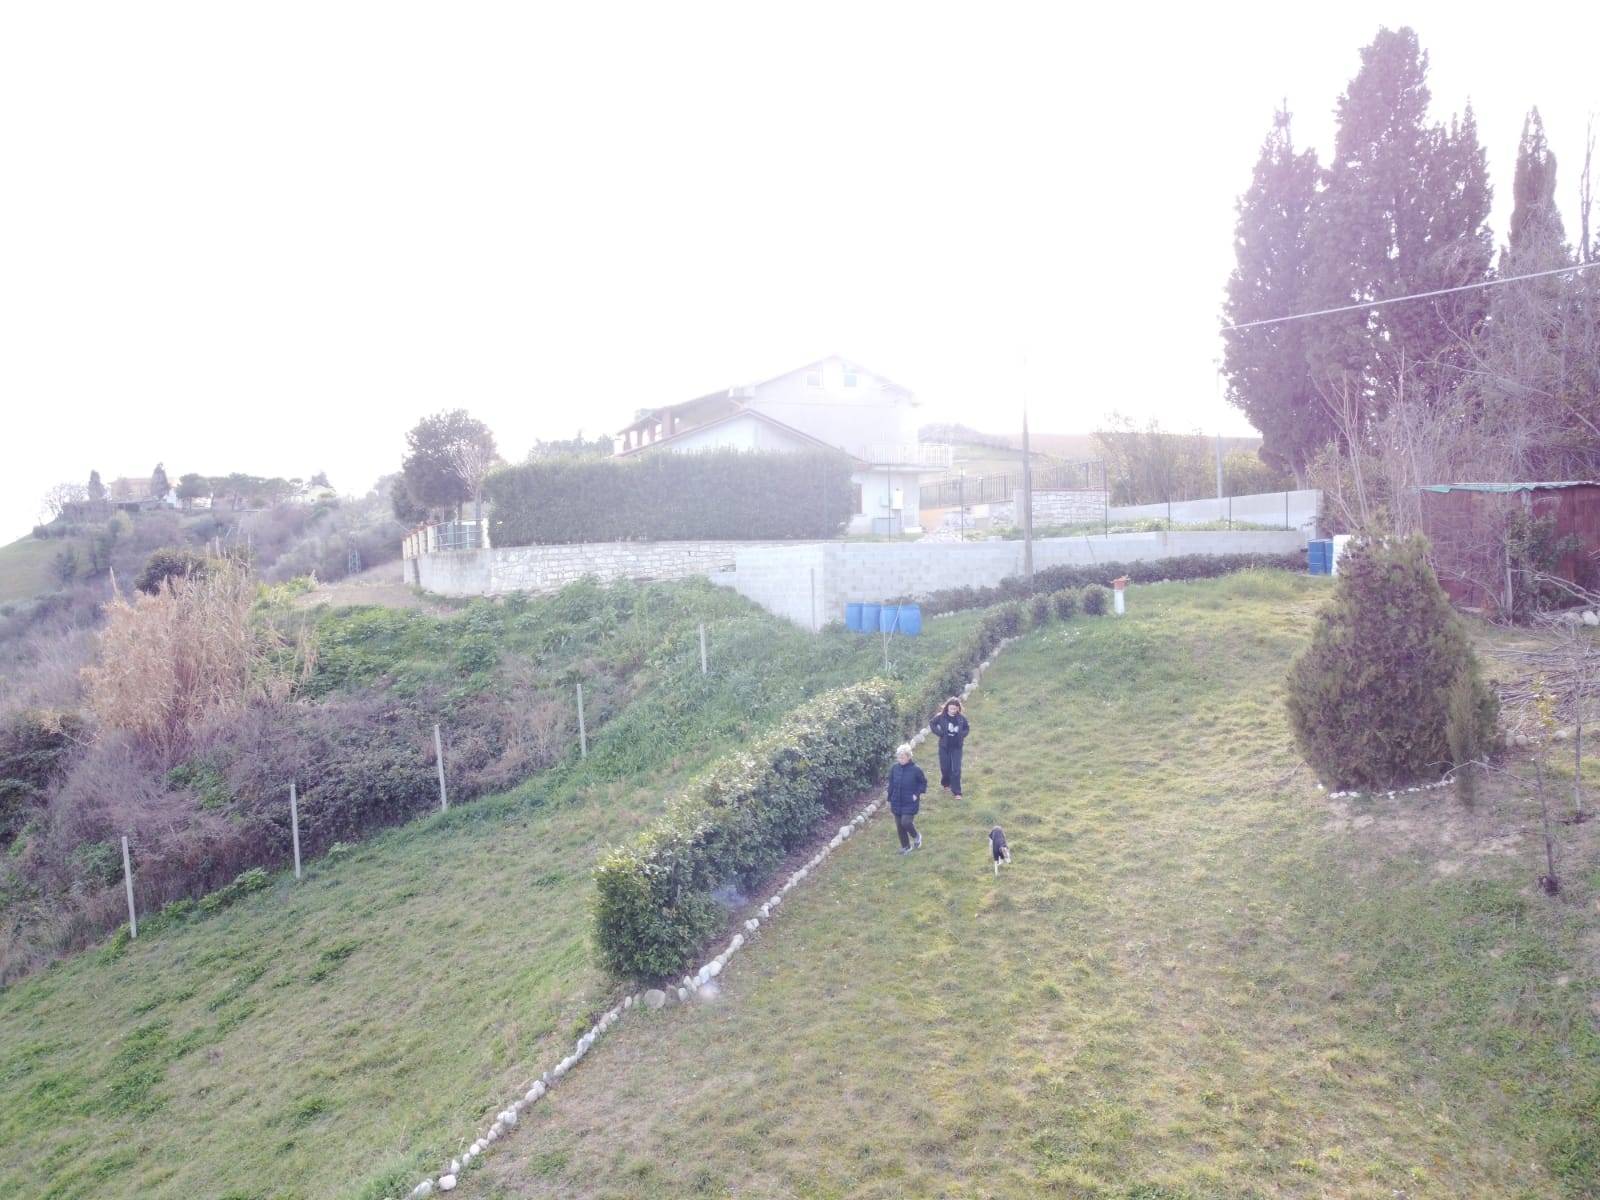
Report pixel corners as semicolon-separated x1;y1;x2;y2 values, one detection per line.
878;605;900;634
1308;539;1332;575
897;604;922;636
845;602;864;632
859;603;880;634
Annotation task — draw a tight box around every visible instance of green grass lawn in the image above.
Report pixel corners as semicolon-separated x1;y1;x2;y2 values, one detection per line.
0;534;74;606
466;571;1600;1199
0;588;979;1200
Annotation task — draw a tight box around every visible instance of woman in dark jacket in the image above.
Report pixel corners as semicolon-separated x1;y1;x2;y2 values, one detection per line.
886;743;928;854
930;697;970;799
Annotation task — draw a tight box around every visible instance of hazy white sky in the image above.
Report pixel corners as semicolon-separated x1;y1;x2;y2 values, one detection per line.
2;2;1597;540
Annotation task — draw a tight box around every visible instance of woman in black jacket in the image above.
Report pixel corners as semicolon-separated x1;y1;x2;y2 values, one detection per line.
886;743;928;854
930;697;970;799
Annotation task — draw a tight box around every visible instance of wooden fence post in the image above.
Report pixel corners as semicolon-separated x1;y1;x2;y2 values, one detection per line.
289;782;302;880
121;835;138;940
576;683;588;759
434;723;448;811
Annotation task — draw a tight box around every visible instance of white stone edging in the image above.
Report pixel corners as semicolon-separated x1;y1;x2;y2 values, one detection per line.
398;636;1022;1198
1317;778;1453;801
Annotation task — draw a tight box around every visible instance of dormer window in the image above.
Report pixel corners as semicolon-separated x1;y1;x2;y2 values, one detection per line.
805;369;822;387
842;367;858;388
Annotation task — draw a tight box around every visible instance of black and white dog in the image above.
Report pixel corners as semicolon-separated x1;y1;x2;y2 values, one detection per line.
989;825;1011;875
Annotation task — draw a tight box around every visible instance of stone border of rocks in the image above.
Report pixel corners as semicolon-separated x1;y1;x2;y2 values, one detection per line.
395;638;1020;1198
1317;778;1453;801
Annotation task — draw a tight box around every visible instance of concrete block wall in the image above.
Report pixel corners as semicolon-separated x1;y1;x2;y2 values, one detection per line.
411;539;790;598
1107;488;1320;532
728;530;1307;630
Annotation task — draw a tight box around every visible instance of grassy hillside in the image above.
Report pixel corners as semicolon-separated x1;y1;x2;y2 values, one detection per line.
0;535;75;607
471;572;1600;1199
0;585;979;1200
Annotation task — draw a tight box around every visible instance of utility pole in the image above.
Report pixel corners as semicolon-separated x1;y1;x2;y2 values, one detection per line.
1215;432;1225;503
1021;405;1035;582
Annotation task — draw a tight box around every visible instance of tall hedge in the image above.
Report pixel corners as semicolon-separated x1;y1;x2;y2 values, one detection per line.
1286;535;1498;790
890;551;1305;617
593;680;898;978
485;448;855;546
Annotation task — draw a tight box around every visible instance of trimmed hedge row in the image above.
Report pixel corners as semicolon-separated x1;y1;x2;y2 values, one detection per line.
890;551;1305;617
592;681;899;979
484;448;856;546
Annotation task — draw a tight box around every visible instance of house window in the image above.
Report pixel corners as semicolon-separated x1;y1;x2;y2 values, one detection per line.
843;368;857;388
805;370;822;387
852;483;864;514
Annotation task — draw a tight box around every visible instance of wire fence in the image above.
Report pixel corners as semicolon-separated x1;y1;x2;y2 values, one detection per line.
111;622;724;942
922;460;1105;509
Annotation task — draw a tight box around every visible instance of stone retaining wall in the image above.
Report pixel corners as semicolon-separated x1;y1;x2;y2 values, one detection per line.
409;539;791;597
989;488;1108;527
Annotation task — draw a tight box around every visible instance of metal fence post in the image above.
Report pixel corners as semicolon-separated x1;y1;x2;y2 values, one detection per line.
434;723;448;811
576;683;588;759
290;782;302;880
121;835;138;940
699;623;708;675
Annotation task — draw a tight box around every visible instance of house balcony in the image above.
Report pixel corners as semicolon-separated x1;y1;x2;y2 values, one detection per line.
862;443;954;470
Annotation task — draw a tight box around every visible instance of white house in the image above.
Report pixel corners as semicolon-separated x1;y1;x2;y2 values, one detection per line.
615;356;951;535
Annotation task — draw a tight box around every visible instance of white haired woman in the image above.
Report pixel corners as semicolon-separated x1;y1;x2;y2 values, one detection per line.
886;743;929;854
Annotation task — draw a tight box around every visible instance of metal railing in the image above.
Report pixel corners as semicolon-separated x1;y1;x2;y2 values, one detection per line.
863;442;954;469
922;459;1104;509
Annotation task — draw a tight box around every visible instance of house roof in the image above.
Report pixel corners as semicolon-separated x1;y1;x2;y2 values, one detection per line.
1419;481;1600;493
617;408;866;463
617;356;913;436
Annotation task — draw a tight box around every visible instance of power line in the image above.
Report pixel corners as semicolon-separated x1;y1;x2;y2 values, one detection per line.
1222;260;1600;333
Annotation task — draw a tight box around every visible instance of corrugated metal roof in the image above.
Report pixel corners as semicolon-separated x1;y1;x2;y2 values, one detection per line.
1419;481;1600;494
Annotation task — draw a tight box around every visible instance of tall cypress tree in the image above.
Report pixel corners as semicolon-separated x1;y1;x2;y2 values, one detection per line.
1306;27;1493;406
1222;106;1326;481
1506;108;1568;269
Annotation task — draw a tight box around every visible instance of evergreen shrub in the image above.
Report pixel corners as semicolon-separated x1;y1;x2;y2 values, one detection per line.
593;681;899;978
1286;536;1498;790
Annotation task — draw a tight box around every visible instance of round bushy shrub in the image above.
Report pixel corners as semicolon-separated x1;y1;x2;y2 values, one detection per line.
1030;593;1054;627
135;547;212;595
1053;589;1079;620
1286;535;1498;790
1081;584;1110;615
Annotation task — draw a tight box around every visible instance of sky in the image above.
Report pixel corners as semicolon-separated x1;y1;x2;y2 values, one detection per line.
2;2;1597;541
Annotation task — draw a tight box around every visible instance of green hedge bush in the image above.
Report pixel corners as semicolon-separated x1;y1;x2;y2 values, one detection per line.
1053;589;1079;619
1286;536;1498;790
593;680;899;978
1029;593;1054;627
1082;584;1110;615
890;551;1304;617
485;448;855;546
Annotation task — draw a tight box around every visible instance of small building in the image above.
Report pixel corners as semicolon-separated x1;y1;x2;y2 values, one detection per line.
615;356;952;535
1418;481;1600;613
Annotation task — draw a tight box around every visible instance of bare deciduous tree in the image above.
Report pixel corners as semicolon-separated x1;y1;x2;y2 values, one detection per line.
444;439;497;523
39;481;87;522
